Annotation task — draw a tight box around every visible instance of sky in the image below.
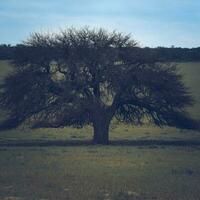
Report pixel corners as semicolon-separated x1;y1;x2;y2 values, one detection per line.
0;0;200;47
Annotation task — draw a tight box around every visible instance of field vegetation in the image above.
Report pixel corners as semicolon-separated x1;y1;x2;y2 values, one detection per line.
0;61;200;200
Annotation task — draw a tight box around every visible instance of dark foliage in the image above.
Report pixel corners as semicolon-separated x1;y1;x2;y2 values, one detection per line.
2;44;200;62
0;28;199;144
142;47;200;62
0;44;15;60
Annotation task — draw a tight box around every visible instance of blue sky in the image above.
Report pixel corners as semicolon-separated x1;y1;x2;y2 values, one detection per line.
0;0;200;47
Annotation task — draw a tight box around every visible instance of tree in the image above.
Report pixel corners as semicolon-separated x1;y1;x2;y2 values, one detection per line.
0;44;14;60
0;28;199;144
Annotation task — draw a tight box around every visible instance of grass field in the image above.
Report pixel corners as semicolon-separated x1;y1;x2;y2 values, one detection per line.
0;60;13;83
178;62;200;119
0;61;200;200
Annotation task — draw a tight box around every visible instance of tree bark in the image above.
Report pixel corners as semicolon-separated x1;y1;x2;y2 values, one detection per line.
93;119;110;144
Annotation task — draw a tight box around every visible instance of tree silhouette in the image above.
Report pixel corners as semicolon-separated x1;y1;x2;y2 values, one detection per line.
0;28;198;144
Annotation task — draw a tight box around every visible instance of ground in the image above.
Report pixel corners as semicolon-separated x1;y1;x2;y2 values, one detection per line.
0;61;200;200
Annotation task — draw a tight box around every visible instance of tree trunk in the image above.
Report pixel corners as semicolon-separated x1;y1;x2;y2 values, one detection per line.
93;118;110;145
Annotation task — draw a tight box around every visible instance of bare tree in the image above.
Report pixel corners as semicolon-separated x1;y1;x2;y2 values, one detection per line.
0;28;198;144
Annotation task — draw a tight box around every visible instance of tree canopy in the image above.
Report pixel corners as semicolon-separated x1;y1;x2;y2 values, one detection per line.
2;43;200;62
0;28;199;144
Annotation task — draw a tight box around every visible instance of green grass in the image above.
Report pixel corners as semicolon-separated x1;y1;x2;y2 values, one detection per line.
177;62;200;119
0;60;13;122
0;145;200;200
0;61;200;200
0;60;13;82
0;125;200;142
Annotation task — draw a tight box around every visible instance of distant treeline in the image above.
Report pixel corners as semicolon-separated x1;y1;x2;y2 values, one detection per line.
0;44;15;60
1;44;200;62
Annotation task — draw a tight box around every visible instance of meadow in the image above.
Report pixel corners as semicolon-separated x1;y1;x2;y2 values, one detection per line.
0;60;200;200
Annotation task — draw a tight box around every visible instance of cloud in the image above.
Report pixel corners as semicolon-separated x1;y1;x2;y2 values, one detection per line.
0;0;200;47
